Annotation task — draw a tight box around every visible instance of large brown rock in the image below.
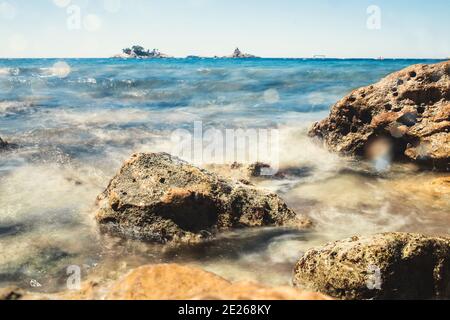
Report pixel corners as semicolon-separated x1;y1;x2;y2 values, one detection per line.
0;264;331;300
309;61;450;171
95;153;311;244
106;264;331;300
293;232;450;300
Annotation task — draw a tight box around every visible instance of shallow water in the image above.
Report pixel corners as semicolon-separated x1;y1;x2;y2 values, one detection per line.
0;58;448;292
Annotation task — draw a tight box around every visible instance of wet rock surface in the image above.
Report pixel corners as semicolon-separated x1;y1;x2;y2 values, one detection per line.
95;153;311;244
388;175;450;207
293;232;450;300
309;61;450;171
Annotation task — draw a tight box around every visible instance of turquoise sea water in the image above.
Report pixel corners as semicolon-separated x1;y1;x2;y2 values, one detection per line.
0;58;448;291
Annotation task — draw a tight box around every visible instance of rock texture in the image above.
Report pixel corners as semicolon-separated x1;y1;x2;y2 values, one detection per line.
106;264;331;300
293;232;450;300
309;61;450;171
95;153;311;244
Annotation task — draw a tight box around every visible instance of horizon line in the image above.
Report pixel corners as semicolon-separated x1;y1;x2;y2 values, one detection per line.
0;56;448;60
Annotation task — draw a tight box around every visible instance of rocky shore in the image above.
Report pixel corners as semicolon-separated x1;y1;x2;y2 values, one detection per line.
3;232;448;300
1;61;449;301
309;60;449;171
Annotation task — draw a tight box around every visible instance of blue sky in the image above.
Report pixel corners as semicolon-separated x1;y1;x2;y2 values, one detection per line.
0;0;449;58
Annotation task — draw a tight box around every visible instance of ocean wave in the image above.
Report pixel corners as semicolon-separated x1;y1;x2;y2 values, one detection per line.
0;100;36;116
0;67;19;76
47;108;154;126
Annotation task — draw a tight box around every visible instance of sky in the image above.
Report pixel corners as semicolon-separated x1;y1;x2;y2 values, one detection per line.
0;0;449;58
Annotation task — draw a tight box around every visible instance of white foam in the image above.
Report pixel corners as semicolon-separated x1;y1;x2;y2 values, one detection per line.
50;108;153;126
0;100;35;115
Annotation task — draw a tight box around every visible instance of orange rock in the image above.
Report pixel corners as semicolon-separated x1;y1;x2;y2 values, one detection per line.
106;264;331;300
1;264;331;300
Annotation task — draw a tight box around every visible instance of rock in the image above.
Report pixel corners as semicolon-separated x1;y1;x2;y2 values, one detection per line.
309;61;450;171
225;48;259;59
114;45;172;59
392;175;450;199
293;232;450;300
0;136;7;149
95;153;311;244
0;281;106;301
106;264;331;300
0;287;25;300
430;176;450;195
206;162;274;182
246;162;274;177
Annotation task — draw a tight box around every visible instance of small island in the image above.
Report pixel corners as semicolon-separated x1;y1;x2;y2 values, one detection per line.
113;45;172;59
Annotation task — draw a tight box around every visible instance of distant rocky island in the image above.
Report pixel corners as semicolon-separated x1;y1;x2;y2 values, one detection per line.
113;45;172;59
112;46;259;59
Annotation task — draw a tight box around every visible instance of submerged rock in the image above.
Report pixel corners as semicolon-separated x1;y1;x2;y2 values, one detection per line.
107;264;331;300
430;176;450;194
309;61;450;171
95;153;311;244
388;175;450;208
293;232;450;300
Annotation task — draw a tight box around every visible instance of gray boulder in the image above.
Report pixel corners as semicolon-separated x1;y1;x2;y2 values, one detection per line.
95;153;311;244
293;232;450;300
